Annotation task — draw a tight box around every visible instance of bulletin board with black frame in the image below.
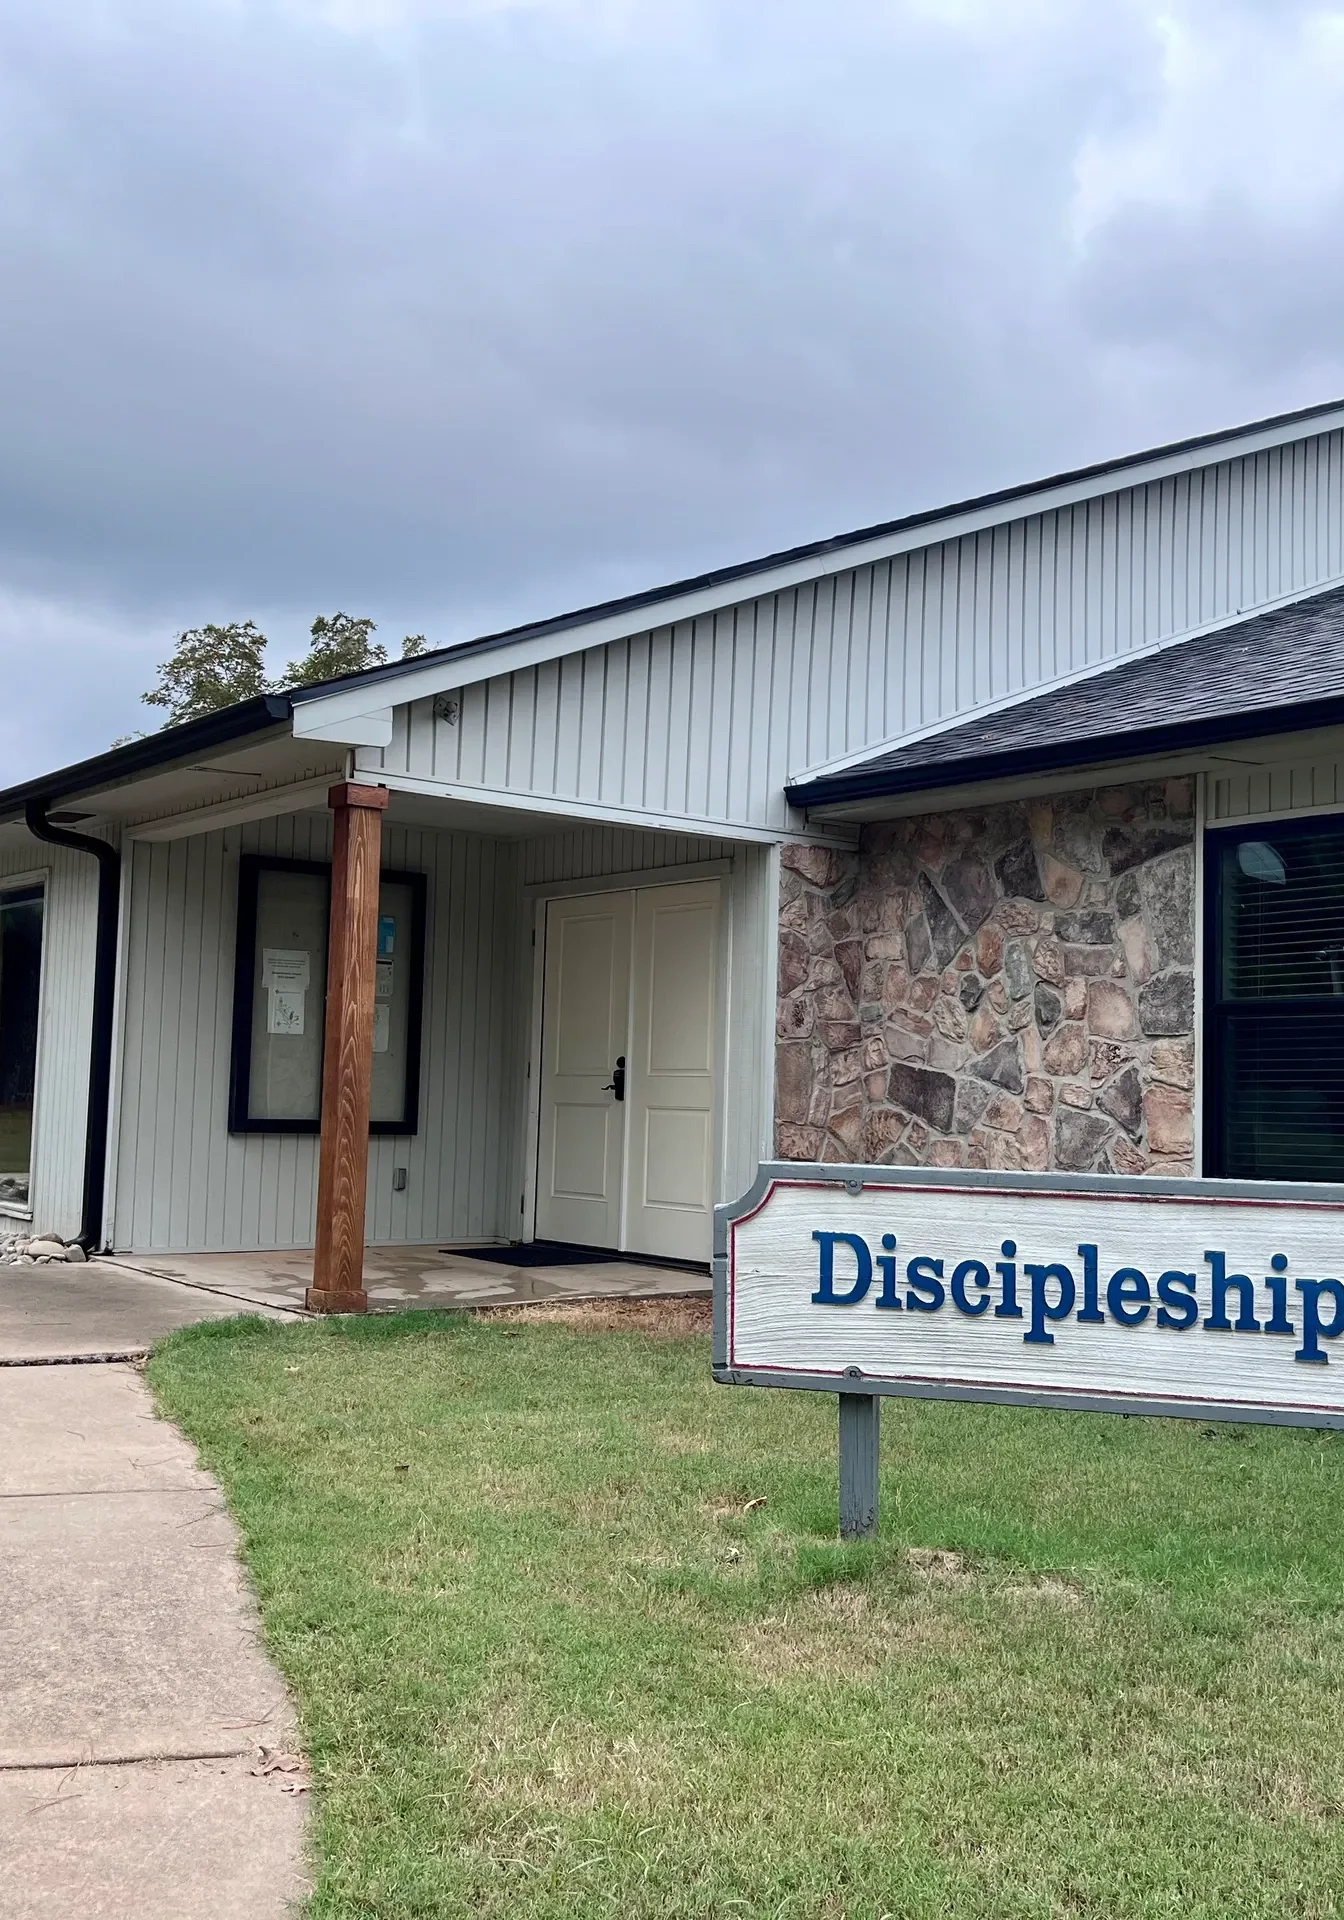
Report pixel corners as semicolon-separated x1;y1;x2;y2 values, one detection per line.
227;853;427;1135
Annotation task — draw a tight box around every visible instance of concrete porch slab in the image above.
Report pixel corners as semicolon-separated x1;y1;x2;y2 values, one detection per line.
104;1242;711;1317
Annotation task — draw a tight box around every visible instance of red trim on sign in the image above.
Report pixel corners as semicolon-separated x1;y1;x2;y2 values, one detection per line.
731;1178;782;1230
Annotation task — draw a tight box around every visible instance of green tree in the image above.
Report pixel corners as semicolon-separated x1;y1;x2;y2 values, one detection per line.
277;616;431;686
141;621;270;727
278;612;386;689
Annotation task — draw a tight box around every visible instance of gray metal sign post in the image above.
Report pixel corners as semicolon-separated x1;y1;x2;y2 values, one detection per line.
838;1390;880;1540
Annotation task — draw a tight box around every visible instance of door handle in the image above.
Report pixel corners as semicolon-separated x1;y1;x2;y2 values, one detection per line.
602;1055;626;1101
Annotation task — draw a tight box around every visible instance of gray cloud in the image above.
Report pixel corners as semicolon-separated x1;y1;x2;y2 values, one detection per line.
0;0;1342;775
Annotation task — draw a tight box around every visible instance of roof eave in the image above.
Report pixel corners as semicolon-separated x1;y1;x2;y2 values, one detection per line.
785;695;1344;813
0;694;294;824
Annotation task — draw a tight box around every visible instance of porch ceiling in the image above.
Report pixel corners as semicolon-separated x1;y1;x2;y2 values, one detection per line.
377;786;638;840
124;780;676;846
0;726;342;836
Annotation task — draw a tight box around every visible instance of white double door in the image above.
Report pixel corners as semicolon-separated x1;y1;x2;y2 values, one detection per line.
535;879;721;1264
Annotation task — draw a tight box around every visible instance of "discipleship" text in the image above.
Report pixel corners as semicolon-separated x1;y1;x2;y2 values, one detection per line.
810;1232;1344;1366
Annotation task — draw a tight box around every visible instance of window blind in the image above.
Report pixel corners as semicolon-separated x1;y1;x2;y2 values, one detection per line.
1214;822;1344;1181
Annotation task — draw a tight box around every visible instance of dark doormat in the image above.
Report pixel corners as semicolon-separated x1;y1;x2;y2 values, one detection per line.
447;1240;708;1275
449;1240;631;1269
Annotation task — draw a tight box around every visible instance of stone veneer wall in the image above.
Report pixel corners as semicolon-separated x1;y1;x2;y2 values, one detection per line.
776;781;1197;1174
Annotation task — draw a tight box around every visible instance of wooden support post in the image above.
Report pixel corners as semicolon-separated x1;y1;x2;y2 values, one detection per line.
838;1393;881;1540
307;781;389;1314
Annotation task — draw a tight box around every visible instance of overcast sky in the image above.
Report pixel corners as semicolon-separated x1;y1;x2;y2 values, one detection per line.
1;0;1342;779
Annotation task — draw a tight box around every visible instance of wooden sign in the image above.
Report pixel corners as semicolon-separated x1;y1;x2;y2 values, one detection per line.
714;1165;1344;1534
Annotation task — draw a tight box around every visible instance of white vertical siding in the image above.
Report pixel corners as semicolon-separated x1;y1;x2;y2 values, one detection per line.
0;833;101;1239
375;431;1344;834
112;813;516;1254
1212;742;1344;823
720;842;775;1206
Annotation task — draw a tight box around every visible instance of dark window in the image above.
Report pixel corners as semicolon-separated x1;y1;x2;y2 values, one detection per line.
1207;818;1344;1180
228;855;426;1135
0;884;45;1208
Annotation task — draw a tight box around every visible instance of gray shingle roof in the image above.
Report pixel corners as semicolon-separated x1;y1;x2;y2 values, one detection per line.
786;582;1344;810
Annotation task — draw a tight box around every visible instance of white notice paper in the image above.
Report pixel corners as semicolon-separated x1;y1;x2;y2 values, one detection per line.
262;948;311;992
372;1002;390;1053
375;959;394;1001
268;987;305;1036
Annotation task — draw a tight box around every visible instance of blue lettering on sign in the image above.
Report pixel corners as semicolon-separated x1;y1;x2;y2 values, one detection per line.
1156;1271;1199;1329
905;1256;945;1312
806;1233;1344;1366
1024;1261;1075;1346
1107;1267;1150;1327
811;1232;872;1306
1297;1280;1344;1364
950;1259;991;1316
994;1240;1022;1319
875;1234;902;1311
1204;1251;1260;1332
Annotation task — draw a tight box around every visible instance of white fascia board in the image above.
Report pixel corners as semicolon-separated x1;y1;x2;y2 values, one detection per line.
368;768;857;848
128;775;337;841
289;408;1344;735
291;705;394;747
787;571;1344;787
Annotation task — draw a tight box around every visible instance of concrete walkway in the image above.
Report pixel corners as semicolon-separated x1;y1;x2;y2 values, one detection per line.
0;1283;309;1916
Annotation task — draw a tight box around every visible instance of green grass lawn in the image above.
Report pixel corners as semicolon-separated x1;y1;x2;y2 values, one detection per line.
149;1303;1344;1919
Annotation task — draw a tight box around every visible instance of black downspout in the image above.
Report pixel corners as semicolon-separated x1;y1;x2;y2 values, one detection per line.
23;801;120;1252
